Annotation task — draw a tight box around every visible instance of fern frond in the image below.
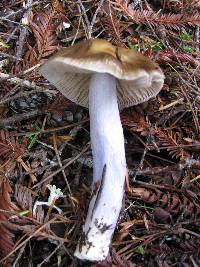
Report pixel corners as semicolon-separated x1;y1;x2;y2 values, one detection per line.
101;7;124;46
0;130;24;160
24;7;59;67
121;112;190;159
111;0;200;29
31;9;58;59
155;50;200;66
0;177;18;266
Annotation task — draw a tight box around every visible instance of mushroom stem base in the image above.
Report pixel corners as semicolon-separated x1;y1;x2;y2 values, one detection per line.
74;73;126;261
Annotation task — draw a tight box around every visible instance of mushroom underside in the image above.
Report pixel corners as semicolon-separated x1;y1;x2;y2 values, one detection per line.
40;60;163;109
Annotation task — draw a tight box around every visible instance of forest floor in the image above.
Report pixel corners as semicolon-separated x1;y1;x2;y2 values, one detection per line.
0;0;200;266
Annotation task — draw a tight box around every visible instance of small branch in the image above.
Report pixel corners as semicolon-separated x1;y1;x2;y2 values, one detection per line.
76;0;91;38
13;119;89;136
136;159;200;176
0;17;22;25
0;88;57;105
15;0;33;61
32;144;90;189
0;109;46;127
0;217;57;265
132;130;152;181
77;0;105;39
37;243;62;267
0;72;57;93
3;1;41;19
52;133;73;196
0;52;22;61
89;0;105;38
0;63;41;82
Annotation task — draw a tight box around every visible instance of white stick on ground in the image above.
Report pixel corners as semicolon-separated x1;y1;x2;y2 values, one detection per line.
74;73;126;261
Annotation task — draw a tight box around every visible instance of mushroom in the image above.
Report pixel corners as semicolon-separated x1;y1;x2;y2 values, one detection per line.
39;39;164;261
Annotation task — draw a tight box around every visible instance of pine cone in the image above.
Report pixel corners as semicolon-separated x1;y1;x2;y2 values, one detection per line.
9;93;48;113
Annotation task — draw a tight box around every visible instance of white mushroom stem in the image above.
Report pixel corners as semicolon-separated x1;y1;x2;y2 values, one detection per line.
75;73;126;261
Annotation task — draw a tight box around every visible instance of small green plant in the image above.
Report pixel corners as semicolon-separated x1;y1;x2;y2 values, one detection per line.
149;41;163;52
128;41;140;51
136;245;145;255
181;30;193;53
26;126;42;149
131;202;154;210
181;30;192;42
128;39;163;53
183;45;193;53
0;40;10;49
17;210;30;216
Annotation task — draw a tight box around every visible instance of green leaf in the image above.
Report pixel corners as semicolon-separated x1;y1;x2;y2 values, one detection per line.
181;30;192;41
26;126;42;149
0;40;10;48
28;133;39;149
150;42;163;52
128;42;140;51
136;245;145;255
183;45;193;53
18;210;30;216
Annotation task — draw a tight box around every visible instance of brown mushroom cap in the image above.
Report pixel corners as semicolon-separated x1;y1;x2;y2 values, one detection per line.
40;39;164;108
